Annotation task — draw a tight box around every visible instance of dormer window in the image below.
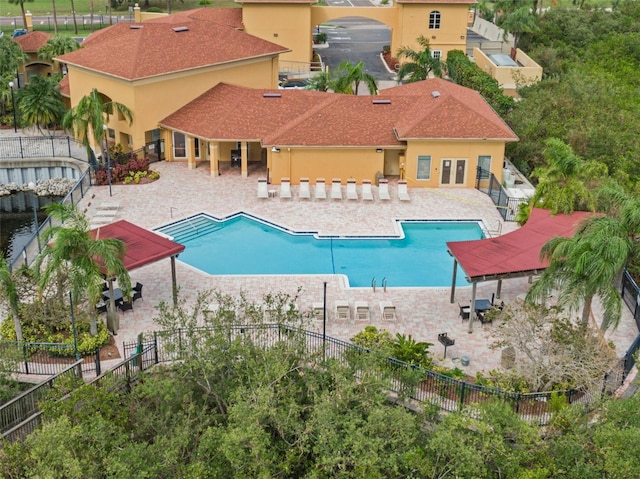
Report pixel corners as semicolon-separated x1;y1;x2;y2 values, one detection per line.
429;11;441;29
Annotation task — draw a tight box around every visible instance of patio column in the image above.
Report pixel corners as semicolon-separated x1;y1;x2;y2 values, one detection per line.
209;141;219;177
171;255;178;306
468;282;477;334
187;137;197;170
240;141;248;178
496;279;503;299
450;259;458;303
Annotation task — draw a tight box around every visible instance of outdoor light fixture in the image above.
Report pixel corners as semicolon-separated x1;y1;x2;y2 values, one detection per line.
8;81;17;133
102;124;113;197
272;147;280;153
376;148;383;153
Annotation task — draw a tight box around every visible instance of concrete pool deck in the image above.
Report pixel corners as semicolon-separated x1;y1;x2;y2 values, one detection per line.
76;160;637;376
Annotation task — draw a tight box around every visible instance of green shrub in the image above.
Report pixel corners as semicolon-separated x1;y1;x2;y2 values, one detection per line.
351;326;393;352
145;6;163;12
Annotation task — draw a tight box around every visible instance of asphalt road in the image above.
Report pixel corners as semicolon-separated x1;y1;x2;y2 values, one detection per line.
318;16;395;82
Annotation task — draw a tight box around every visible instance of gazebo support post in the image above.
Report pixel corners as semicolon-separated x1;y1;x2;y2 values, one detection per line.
106;278;119;335
171;255;178;306
468;281;477;334
496;279;503;299
450;259;458;303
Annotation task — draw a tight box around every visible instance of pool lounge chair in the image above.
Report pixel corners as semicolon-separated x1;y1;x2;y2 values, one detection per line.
378;178;390;201
299;178;311;199
312;302;325;322
361;179;374;201
280;178;292;199
379;301;396;321
331;179;342;200
335;300;350;320
397;180;410;201
355;301;370;321
346;179;358;200
315;178;327;200
257;178;269;199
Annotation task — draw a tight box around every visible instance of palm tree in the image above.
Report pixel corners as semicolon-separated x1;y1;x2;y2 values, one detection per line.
395;35;443;84
332;60;378;95
38;35;80;67
51;0;58;34
0;258;24;341
493;0;538;53
527;214;632;331
17;75;65;134
305;71;332;92
62;88;133;162
70;0;78;34
35;203;131;336
7;0;34;31
0;37;28;115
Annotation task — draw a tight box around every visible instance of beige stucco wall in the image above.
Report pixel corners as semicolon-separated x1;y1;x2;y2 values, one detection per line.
473;48;542;96
403;139;507;187
67;56;279;151
242;4;312;64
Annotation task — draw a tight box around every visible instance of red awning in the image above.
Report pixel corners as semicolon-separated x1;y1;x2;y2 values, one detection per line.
447;208;595;282
90;220;185;271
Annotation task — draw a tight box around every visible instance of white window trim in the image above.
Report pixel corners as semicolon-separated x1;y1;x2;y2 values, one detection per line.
173;131;188;159
429;11;441;30
416;155;432;181
431;50;442;59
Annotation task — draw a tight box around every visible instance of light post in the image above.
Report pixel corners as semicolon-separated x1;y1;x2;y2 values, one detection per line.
68;291;80;361
8;81;17;133
27;181;40;250
102;124;112;197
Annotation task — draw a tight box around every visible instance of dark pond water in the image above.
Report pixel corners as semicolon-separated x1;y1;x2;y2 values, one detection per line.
1;192;58;264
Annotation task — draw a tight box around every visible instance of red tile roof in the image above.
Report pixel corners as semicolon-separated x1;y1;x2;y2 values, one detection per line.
159;79;518;147
57;75;70;97
397;0;476;4
13;31;53;53
236;0;316;3
56;13;287;80
145;7;243;28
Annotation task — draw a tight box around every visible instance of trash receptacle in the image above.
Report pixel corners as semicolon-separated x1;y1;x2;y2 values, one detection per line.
461;355;470;366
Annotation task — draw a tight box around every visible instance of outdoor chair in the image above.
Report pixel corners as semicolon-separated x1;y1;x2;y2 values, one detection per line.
315;178;327;200
379;301;396;321
335;300;350;320
346;179;358;200
361;179;374;201
133;282;143;302
397;180;410;201
355;301;370;321
118;300;134;313
458;303;470;321
257;178;269;199
299;178;311;199
96;302;107;314
378;178;390;201
331;179;342;200
280;178;292;199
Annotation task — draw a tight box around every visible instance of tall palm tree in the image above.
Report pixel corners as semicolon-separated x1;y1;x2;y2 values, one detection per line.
62;88;133;162
395;35;443;84
0;37;27;115
38;35;80;66
51;0;58;34
332;60;378;95
7;0;34;31
493;0;538;52
17;75;65;134
305;71;332;92
0;258;24;341
35;203;131;336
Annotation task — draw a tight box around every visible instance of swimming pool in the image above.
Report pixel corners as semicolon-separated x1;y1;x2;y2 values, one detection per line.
156;213;485;288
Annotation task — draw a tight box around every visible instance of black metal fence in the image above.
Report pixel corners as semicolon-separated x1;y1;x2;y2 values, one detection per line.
620;270;640;379
123;324;603;426
2;14;133;34
483;173;527;222
0;341;101;377
0;136;89;162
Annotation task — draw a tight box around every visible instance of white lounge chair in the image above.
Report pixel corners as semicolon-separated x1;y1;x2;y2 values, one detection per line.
315;178;327;200
312;302;325;322
361;179;374;201
378;178;390;201
331;179;342;200
335;300;350;321
280;178;292;199
379;301;396;321
355;301;370;321
299;178;311;199
257;178;269;199
346;179;358;200
397;179;410;201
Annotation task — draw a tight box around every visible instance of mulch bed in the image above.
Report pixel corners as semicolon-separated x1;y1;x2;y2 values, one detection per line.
382;51;400;72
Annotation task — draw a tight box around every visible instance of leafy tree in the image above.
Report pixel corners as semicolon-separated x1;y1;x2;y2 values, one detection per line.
0;258;23;341
7;0;34;31
305;70;332;92
62;88;133;162
17;75;65;134
34;203;131;336
332;60;378;95
38;35;80;64
395;35;443;83
493;0;539;51
0;36;27;116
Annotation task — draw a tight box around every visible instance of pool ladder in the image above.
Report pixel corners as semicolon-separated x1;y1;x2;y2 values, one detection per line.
371;277;388;293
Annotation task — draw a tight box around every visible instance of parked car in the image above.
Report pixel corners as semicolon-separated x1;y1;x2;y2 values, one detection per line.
11;29;28;38
278;79;309;90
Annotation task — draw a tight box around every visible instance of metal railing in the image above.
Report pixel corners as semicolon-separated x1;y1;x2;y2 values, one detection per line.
0;136;89;162
123;324;603;425
482;173;527;222
0;341;101;377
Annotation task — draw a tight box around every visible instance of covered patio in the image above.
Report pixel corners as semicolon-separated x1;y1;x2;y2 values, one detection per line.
447;208;595;332
90;220;185;333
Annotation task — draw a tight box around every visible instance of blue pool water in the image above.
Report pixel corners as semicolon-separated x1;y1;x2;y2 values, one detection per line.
156;214;484;288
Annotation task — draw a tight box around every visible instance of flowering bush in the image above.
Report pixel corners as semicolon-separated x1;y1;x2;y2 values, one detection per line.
94;157;159;186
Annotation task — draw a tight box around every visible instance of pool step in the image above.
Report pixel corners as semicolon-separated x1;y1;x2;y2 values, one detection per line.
157;217;223;244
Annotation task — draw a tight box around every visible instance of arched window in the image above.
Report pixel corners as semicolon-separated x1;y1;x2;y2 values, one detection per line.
429;11;441;29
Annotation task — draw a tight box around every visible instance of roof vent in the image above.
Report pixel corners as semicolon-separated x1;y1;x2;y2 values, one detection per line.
263;93;282;98
372;99;391;105
172;26;189;32
130;25;143;29
431;91;441;98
